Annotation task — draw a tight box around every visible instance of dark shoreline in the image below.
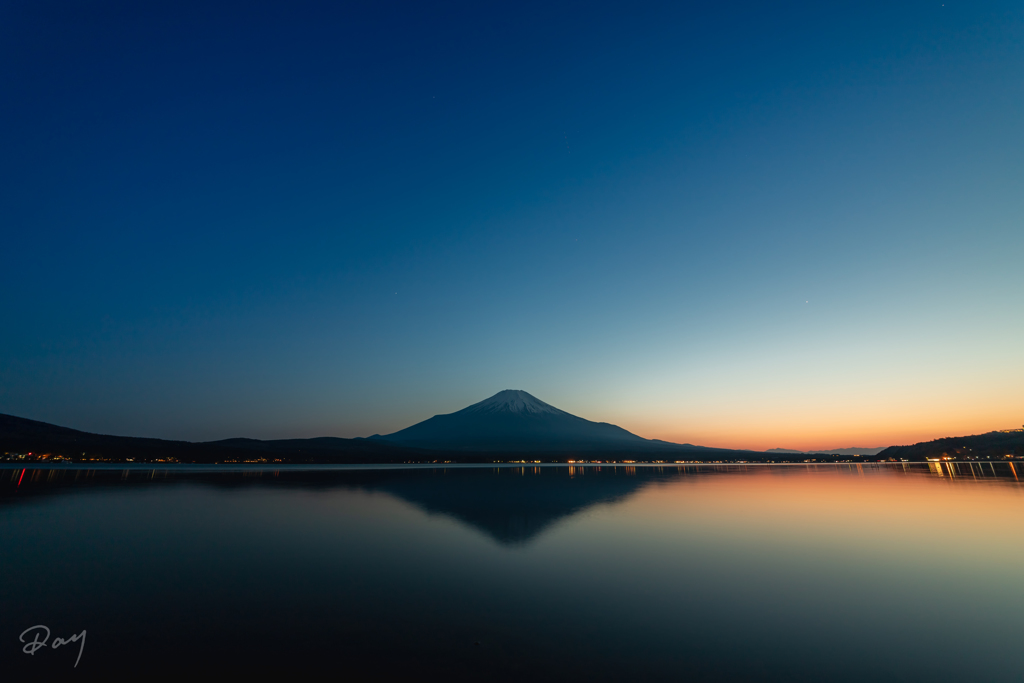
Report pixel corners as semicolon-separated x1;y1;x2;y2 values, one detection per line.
4;412;1022;465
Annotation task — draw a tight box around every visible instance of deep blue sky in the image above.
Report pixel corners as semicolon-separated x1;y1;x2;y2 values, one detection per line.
2;0;1022;449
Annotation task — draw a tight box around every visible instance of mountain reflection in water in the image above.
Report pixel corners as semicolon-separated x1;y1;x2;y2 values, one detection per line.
2;462;1020;545
2;462;1023;682
3;463;663;544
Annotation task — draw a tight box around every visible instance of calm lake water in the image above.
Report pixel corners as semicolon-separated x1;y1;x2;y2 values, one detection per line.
2;463;1022;682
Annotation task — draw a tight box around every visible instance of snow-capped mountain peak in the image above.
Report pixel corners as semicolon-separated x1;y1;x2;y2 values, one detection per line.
462;390;566;416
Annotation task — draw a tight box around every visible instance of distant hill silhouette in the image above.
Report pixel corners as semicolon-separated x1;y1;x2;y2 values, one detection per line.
22;395;1021;464
766;446;886;456
878;429;1024;461
0;401;754;464
0;413;421;464
375;390;691;452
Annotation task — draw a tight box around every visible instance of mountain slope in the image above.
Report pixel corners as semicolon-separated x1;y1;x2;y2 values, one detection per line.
0;413;423;463
877;429;1024;461
767;446;886;456
376;390;671;452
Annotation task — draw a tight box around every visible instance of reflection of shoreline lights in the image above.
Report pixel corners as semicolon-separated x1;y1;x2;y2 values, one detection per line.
924;460;1023;480
7;461;1019;480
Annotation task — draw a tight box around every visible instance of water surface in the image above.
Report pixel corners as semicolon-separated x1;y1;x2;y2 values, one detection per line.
2;463;1022;681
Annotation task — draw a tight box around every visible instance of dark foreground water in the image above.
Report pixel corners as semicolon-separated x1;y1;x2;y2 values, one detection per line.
2;462;1022;682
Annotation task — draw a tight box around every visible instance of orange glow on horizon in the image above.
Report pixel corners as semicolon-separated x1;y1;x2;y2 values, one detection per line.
606;416;1024;453
601;393;1024;452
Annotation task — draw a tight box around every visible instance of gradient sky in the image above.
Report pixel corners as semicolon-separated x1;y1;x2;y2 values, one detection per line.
2;0;1022;450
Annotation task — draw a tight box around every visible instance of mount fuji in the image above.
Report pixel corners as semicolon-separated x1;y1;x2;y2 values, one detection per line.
374;390;682;452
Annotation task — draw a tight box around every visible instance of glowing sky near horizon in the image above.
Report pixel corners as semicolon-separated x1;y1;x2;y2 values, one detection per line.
1;1;1022;451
